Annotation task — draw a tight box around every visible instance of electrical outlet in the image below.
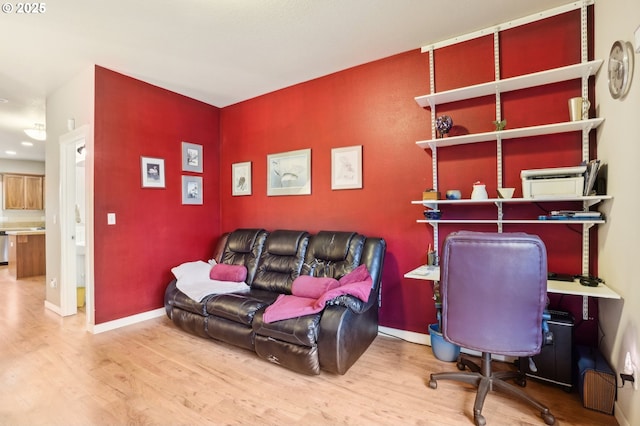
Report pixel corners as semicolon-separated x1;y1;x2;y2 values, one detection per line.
49;278;57;288
621;371;639;391
621;352;639;391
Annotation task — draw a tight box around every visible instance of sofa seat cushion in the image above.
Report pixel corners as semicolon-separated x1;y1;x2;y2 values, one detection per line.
252;309;321;347
205;290;279;326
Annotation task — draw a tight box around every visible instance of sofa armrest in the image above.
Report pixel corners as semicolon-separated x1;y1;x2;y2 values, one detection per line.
325;294;368;313
317;303;379;374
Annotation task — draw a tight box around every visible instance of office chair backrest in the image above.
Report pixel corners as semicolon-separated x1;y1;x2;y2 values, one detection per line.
441;231;548;357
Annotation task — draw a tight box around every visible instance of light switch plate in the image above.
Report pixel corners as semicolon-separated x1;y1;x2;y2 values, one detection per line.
107;213;116;225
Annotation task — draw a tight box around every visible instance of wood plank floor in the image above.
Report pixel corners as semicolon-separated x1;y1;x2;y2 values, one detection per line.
0;266;617;425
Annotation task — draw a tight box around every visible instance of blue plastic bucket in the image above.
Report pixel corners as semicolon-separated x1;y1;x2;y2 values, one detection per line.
429;323;461;362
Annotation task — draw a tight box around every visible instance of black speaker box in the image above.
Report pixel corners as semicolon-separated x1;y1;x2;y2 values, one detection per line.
524;310;574;390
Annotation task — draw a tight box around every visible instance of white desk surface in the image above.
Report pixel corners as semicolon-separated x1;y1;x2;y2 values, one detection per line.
404;265;621;300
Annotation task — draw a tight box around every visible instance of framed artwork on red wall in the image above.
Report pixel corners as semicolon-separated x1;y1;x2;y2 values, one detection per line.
141;156;165;188
267;148;311;196
232;161;252;196
182;141;203;173
331;145;362;190
182;175;203;205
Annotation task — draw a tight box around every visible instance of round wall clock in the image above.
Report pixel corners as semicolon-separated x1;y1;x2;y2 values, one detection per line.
608;40;634;99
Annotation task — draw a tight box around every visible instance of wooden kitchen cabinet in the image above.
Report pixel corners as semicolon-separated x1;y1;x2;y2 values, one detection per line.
8;232;46;279
3;174;44;210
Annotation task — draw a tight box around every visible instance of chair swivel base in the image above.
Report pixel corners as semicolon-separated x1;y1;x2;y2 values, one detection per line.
429;352;556;426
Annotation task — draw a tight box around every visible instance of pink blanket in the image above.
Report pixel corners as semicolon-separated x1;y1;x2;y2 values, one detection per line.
262;277;373;323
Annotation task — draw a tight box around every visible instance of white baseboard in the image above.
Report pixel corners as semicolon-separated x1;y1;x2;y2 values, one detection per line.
90;308;166;334
44;300;63;315
378;326;430;345
614;401;631;426
377;326;509;362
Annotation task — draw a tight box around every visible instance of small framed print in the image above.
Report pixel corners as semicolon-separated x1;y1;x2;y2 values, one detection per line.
182;175;203;205
331;145;362;190
141;156;165;188
182;142;203;173
267;148;311;196
232;161;252;196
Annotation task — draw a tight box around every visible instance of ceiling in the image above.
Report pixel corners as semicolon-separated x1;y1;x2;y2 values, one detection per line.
0;0;573;162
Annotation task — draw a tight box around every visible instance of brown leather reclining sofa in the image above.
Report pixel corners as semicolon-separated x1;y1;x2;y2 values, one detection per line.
164;228;386;375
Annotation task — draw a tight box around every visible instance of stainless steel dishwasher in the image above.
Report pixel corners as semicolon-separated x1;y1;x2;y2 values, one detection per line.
0;231;8;265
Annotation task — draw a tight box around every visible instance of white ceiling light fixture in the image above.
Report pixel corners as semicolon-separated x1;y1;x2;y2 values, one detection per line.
21;141;34;147
24;123;47;141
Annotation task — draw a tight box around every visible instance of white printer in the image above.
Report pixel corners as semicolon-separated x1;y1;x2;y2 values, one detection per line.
521;165;586;198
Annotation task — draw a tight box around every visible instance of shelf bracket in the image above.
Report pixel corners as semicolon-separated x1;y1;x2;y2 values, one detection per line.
583;122;594;133
422;201;437;210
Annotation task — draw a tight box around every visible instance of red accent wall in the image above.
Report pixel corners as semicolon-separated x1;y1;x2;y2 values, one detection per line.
94;66;221;324
219;51;434;332
93;9;596;340
218;10;597;341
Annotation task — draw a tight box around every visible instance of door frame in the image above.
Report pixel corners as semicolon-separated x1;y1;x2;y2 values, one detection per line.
59;124;94;327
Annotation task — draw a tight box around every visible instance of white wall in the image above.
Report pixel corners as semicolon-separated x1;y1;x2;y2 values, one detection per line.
45;66;94;309
594;1;640;425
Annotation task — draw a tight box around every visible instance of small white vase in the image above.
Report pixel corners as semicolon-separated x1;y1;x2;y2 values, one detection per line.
471;182;488;200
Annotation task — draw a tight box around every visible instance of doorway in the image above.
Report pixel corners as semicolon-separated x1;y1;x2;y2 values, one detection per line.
59;125;94;328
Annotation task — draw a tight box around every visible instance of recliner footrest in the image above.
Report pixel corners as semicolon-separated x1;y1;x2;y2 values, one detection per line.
254;335;320;375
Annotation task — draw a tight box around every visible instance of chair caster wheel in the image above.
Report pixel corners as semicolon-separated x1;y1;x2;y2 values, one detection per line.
515;376;527;387
456;361;465;371
429;379;437;389
542;412;556;425
474;413;486;426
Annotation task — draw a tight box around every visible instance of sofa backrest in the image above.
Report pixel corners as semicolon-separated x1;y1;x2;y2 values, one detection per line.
211;232;230;264
301;231;365;280
251;230;309;293
221;228;268;284
215;229;385;302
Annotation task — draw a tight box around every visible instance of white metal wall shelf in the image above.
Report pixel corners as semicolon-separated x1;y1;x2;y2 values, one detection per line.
416;118;604;150
415;60;602;109
416;219;605;225
413;195;612;209
405;1;613;321
403;265;621;300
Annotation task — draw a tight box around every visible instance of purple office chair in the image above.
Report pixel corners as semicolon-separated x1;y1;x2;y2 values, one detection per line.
429;231;555;426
